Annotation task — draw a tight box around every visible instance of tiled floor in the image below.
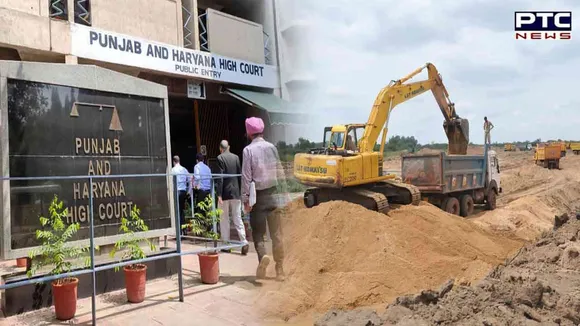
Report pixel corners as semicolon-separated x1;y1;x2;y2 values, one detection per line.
0;242;279;326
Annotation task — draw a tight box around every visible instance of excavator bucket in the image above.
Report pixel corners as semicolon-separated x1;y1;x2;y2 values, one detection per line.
444;118;469;155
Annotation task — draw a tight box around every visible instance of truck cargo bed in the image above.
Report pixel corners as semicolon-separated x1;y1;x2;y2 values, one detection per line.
401;152;485;194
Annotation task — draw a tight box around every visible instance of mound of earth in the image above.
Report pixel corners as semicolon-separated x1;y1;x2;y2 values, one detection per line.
257;201;522;321
316;213;580;326
473;154;580;241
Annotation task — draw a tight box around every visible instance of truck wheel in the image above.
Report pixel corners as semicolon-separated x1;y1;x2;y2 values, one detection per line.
459;195;474;217
443;197;460;215
486;190;497;210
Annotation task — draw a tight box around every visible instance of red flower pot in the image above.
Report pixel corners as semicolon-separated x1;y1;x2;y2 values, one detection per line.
124;264;147;303
16;257;27;268
198;253;219;284
52;278;79;321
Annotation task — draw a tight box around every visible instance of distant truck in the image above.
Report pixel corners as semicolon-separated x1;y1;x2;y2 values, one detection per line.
504;144;516;152
401;147;501;217
534;143;561;169
570;142;580;155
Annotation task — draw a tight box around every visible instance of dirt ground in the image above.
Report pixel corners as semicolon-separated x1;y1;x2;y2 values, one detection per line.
259;147;580;324
315;214;580;326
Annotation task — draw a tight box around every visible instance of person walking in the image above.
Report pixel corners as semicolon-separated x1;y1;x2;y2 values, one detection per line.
192;153;212;206
170;155;190;235
484;116;494;145
216;140;250;255
241;117;287;281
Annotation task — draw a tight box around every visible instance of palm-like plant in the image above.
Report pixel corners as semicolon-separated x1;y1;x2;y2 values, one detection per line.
109;205;156;270
183;196;221;241
27;195;91;284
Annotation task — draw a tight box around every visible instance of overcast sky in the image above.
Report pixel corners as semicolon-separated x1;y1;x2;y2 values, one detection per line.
290;0;579;145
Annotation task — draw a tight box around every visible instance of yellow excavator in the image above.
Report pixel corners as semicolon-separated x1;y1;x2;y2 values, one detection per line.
293;63;470;214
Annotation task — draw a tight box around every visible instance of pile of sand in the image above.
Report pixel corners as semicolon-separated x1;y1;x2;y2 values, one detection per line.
473;154;580;241
257;201;523;321
317;214;580;326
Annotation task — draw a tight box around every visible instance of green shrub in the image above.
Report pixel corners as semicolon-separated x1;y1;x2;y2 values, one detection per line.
109;205;156;271
27;195;92;284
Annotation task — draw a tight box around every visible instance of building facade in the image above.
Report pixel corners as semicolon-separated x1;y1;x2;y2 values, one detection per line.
0;0;305;170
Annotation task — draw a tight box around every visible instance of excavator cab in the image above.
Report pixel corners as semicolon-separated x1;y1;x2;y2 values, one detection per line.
326;124;365;154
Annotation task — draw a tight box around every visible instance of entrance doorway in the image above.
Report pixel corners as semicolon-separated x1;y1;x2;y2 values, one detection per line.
168;97;249;173
168;97;198;171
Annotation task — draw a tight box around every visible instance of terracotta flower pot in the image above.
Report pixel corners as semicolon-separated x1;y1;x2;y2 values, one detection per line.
52;277;79;321
124;264;147;303
198;253;219;284
16;257;28;268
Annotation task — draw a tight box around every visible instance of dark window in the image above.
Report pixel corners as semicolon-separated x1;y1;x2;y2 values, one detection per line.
74;0;91;26
49;0;67;20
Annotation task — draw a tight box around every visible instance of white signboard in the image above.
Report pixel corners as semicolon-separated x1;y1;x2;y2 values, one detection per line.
70;24;279;88
187;80;206;99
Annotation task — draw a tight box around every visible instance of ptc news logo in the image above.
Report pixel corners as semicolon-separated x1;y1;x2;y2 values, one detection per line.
515;11;572;40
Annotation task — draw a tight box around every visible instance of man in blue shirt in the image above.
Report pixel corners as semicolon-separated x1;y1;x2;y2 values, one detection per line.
193;153;212;207
170;155;190;235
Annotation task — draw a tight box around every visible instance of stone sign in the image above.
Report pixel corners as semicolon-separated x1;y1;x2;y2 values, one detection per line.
7;79;171;250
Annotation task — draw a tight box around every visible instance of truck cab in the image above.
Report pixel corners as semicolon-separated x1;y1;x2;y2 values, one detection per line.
487;150;501;194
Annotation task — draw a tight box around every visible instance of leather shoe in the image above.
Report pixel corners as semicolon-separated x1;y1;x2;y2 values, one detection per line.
241;244;249;256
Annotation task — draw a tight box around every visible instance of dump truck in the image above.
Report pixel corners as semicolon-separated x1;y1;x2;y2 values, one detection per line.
534;143;561;169
570;142;580;155
401;146;501;217
504;143;516;151
550;141;567;157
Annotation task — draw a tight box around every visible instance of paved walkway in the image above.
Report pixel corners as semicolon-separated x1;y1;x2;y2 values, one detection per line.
0;242;288;326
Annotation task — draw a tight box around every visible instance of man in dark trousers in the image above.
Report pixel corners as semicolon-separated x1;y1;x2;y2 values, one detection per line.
192;153;212;206
241;117;287;281
170;155;190;235
216;140;249;255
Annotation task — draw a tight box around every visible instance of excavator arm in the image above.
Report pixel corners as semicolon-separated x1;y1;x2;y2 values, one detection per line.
358;63;470;155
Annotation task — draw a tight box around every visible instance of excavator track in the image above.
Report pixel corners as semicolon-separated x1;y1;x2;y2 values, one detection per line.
303;180;421;215
382;180;422;206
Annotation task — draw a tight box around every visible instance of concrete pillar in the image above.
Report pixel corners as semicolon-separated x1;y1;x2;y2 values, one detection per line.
182;0;200;50
65;55;78;64
175;0;185;47
67;0;75;22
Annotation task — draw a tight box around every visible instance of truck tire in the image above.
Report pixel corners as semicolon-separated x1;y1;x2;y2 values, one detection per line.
486;190;497;210
443;197;460;215
459;195;474;217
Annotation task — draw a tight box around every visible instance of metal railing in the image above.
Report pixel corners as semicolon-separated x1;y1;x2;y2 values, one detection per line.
74;0;91;26
0;172;247;325
198;11;209;52
264;31;272;64
182;4;195;49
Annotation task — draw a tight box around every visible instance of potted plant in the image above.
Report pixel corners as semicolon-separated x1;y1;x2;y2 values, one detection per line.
109;205;156;303
27;195;90;321
16;257;28;268
183;196;221;284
